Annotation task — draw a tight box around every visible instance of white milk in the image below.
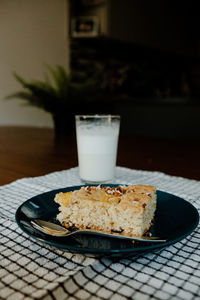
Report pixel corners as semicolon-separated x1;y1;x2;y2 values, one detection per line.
76;124;120;183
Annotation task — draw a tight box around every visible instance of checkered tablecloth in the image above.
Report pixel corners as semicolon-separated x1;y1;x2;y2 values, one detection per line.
0;166;200;300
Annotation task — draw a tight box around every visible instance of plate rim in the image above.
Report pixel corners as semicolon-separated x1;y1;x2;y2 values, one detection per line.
15;184;199;255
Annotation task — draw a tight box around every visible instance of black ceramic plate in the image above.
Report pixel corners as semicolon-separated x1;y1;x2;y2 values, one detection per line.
15;185;199;258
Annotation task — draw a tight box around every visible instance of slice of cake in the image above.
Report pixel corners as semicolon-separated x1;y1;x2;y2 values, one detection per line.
54;184;157;237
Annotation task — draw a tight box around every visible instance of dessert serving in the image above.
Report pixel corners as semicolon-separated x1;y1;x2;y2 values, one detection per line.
54;184;157;237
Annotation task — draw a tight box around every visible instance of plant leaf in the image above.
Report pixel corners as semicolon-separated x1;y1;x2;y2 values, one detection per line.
5;64;104;113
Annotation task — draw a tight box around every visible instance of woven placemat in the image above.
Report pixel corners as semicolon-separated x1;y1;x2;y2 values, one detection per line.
0;166;199;299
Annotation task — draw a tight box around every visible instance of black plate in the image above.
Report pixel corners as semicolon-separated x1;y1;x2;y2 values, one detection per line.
15;185;199;258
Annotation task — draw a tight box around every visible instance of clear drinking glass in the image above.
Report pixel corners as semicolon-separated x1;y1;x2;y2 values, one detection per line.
75;114;120;184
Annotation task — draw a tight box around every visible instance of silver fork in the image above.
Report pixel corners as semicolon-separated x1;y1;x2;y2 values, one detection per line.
31;219;167;243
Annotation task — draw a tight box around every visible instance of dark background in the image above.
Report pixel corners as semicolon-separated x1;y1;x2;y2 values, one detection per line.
70;0;200;139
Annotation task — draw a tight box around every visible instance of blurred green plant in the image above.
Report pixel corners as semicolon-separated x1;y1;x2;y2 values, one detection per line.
6;64;101;113
6;64;104;135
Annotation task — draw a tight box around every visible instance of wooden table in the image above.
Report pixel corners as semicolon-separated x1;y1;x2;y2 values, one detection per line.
0;126;200;186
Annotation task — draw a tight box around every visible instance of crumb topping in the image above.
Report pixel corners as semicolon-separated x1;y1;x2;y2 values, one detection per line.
55;184;156;209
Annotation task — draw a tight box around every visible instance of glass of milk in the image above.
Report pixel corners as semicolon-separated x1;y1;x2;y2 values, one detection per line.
75;115;120;183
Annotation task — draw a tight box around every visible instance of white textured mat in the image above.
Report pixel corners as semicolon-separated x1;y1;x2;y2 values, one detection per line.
0;167;200;300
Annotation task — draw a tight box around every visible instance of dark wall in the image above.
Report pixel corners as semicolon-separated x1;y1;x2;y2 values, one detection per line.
109;0;199;58
69;0;200;140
